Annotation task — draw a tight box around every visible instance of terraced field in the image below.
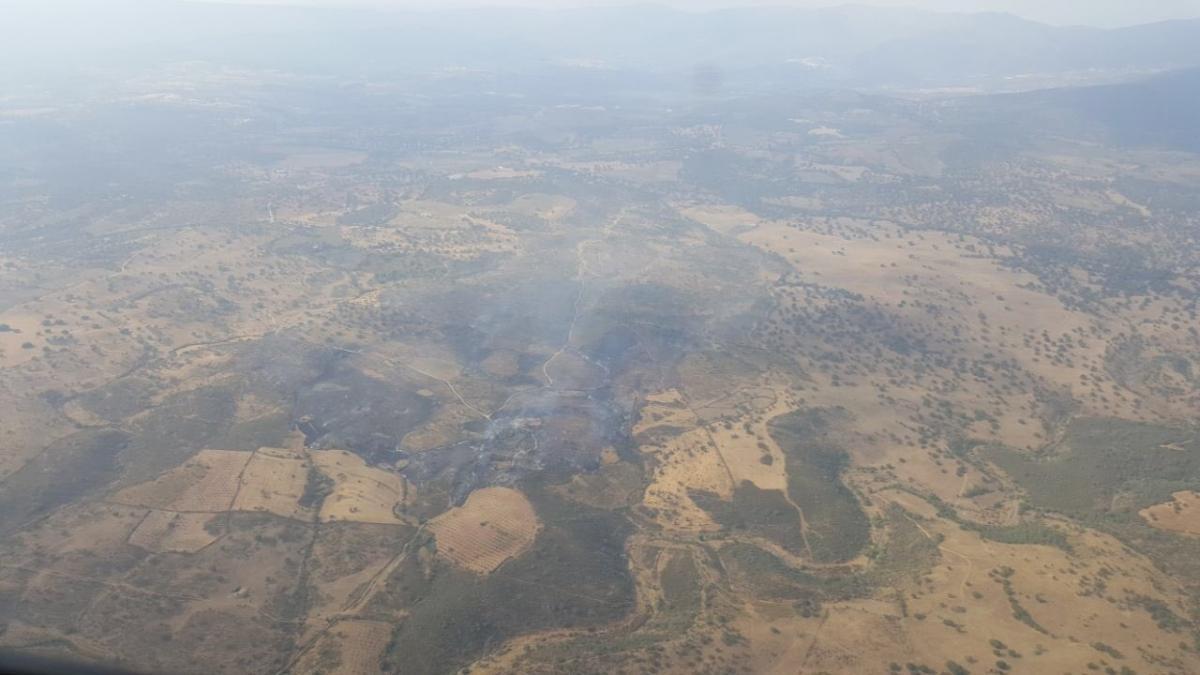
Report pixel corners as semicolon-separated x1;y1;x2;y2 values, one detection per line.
428;487;540;574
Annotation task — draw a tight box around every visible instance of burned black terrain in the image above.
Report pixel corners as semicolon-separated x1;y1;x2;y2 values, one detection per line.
293;357;435;463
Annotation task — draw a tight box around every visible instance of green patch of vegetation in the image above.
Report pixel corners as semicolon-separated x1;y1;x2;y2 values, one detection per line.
336;203;399;226
376;475;635;675
986;417;1198;518
298;464;335;509
926;494;1072;552
632;425;690;447
74;376;160;422
868;506;942;586
557;460;645;510
720;505;938;608
768;408;871;563
116;385;239;487
0;429;130;534
987;417;1200;586
720;542;834;602
990;566;1048;635
974;522;1071;551
1124;593;1188;633
1098;510;1200;593
945;660;971;675
659;551;702;615
221;411;293;453
689;481;807;554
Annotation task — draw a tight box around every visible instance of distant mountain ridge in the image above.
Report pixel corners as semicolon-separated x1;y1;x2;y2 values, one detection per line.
5;3;1200;89
986;67;1200;152
856;17;1200;84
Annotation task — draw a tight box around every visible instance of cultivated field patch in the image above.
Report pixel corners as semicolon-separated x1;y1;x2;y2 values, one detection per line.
428;486;540;574
294;619;392;675
113;449;251;512
128;510;220;553
312;449;409;525
231;449;313;520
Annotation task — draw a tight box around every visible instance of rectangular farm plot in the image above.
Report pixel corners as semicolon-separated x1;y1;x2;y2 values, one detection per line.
128;510;220;553
232;451;313;521
294;619;392;675
168;450;252;512
333;620;393;675
114;449;251;512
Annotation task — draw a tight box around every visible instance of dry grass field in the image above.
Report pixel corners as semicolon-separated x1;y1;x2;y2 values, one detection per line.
1141;491;1200;536
312;449;410;525
231;448;314;521
639;425;733;532
113;449;252;512
127;510;220;554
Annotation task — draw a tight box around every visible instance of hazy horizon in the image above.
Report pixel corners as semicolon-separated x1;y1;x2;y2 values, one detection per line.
7;0;1200;29
194;0;1200;28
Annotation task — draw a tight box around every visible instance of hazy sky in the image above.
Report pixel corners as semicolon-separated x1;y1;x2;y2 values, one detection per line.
205;0;1200;28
